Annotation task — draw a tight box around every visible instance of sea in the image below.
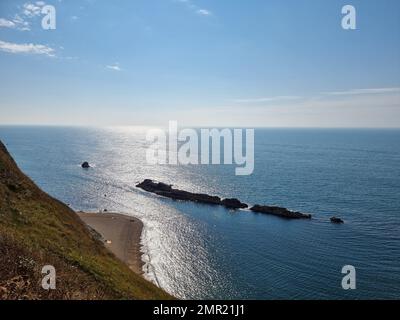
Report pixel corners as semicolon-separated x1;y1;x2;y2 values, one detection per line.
0;126;399;299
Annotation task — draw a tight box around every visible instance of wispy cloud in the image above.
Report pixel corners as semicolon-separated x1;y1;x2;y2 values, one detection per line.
233;87;400;105
0;40;55;56
210;87;400;127
11;14;31;31
197;9;211;16
0;16;30;31
0;2;48;31
175;0;213;17
0;18;16;28
322;87;400;96
106;63;121;71
233;96;302;103
22;2;45;17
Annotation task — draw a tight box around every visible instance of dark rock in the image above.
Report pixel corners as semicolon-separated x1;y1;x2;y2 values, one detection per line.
330;216;344;224
250;204;312;219
81;162;90;168
221;198;248;209
137;179;222;205
137;179;313;220
137;179;170;192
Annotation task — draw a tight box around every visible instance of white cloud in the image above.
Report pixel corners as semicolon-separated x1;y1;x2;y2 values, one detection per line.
0;18;16;28
0;2;48;32
219;86;400;126
175;0;212;17
0;16;30;31
206;90;400;127
106;64;121;71
11;14;31;31
233;96;302;103
22;2;44;17
197;9;211;16
323;87;400;96
233;88;400;105
0;40;55;56
1;2;48;31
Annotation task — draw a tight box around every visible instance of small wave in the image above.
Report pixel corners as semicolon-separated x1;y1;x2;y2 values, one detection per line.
139;220;162;288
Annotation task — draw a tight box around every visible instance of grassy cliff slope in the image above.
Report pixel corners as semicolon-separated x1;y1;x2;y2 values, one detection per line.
0;140;172;300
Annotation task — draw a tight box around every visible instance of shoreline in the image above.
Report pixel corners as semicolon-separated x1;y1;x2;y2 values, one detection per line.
77;212;145;275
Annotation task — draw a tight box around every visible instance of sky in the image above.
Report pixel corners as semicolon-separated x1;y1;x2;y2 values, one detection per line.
0;0;399;127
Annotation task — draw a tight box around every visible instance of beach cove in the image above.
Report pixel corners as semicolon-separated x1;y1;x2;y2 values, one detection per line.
77;212;145;275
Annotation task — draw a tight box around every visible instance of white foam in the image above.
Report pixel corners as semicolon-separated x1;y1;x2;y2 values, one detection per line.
139;219;162;287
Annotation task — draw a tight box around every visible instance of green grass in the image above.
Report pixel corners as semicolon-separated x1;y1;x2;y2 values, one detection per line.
0;140;173;300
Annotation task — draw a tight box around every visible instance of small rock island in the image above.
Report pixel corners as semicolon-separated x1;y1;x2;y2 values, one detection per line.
330;216;344;224
81;161;90;168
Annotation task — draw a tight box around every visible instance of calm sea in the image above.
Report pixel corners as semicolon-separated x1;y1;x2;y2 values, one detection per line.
0;126;399;299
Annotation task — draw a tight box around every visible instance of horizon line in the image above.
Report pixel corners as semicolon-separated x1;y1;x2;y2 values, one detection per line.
1;123;400;130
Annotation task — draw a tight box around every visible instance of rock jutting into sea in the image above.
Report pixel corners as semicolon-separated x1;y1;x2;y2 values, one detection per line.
136;179;247;209
136;179;313;220
250;205;312;219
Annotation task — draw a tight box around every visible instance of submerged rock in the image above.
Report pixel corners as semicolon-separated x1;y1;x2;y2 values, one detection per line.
250;204;312;219
330;216;344;224
81;161;90;168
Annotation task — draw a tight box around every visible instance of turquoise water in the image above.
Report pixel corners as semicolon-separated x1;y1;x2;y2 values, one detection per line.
0;126;399;299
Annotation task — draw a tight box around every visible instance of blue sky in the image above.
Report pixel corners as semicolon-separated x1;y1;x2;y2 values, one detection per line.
0;0;399;127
